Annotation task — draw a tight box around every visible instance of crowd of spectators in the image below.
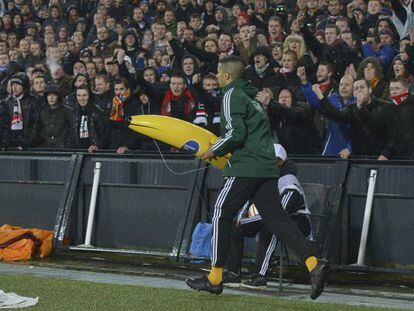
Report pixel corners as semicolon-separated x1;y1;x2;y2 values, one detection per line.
0;0;413;158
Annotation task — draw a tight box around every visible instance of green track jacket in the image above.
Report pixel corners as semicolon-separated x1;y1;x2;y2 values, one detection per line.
211;79;279;178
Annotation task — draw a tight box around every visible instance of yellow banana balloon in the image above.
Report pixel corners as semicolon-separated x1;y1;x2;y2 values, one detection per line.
128;115;231;169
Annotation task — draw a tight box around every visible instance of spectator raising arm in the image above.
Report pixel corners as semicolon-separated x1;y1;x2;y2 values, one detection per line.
313;84;355;124
390;0;407;24
298;67;324;110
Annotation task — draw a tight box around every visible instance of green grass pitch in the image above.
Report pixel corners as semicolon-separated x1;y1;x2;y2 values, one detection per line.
0;274;393;310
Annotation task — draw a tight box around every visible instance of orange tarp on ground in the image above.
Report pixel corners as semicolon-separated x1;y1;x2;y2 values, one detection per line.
0;224;53;262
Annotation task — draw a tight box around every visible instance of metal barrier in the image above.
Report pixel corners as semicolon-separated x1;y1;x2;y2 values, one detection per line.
0;153;74;231
0;151;413;271
69;153;205;257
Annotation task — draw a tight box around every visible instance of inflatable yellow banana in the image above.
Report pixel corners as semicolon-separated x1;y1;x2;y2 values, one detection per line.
128;115;231;169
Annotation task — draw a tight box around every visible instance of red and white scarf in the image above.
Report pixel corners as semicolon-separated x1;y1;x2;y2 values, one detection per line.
392;92;409;106
11;95;23;131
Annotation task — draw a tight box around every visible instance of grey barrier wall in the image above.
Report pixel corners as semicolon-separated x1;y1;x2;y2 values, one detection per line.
72;155;203;255
0;153;73;230
344;161;414;267
0;152;413;271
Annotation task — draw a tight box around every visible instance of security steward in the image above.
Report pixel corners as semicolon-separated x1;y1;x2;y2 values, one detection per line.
186;56;328;300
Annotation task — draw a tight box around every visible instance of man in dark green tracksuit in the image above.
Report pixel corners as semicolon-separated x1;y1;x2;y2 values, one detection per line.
186;56;328;299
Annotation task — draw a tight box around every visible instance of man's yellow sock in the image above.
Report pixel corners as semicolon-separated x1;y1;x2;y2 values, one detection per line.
207;267;223;285
305;256;318;272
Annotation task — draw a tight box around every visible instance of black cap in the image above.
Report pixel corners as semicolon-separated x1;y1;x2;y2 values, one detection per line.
10;72;30;94
10;72;29;87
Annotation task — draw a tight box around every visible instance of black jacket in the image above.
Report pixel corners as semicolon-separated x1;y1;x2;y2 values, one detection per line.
135;74;166;105
63;92;78;111
2;94;41;149
182;40;219;74
359;13;379;39
62;51;79;76
243;64;278;93
309;80;338;140
299;53;317;83
389;95;414;158
175;3;195;22
39;104;71;149
107;94;140;150
68;103;107;149
273;70;305;101
118;62;137;91
267;100;321;155
133;98;161;150
0;104;6;150
54;75;73;98
94;89;114;119
162;92;198;122
372;79;390;101
168;38;186;70
320;96;394;157
192;84;221;136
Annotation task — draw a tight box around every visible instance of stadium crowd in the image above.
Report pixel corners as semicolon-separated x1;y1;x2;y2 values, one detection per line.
0;0;413;158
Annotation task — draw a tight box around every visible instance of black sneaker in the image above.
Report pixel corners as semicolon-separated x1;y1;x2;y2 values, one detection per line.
310;259;329;300
222;271;241;288
241;275;267;290
186;275;223;295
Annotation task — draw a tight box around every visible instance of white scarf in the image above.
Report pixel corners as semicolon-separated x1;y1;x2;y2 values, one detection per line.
79;115;89;138
11;95;23;131
255;63;269;78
